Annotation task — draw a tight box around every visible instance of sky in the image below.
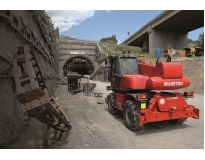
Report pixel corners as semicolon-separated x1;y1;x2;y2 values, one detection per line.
45;10;204;44
1;0;204;44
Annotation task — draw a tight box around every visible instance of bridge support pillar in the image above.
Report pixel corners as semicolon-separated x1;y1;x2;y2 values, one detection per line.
148;29;188;54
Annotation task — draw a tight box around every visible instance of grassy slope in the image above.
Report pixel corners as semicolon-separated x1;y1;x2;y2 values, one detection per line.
60;38;155;58
98;42;155;58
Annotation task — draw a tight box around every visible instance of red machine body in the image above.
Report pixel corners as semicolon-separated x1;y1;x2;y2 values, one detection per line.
106;53;199;131
119;62;190;90
113;92;199;126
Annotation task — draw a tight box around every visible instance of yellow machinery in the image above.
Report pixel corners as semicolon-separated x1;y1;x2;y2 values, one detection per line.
165;47;202;57
183;48;196;57
139;53;144;57
182;47;204;57
166;48;186;57
195;47;204;56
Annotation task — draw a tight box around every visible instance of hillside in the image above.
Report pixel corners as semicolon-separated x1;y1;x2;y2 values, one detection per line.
98;42;155;58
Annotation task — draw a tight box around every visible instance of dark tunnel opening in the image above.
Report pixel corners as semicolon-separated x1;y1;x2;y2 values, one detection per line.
72;67;89;76
63;56;94;77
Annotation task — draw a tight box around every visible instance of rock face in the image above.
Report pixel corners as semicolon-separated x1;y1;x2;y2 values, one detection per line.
0;10;59;148
176;57;204;94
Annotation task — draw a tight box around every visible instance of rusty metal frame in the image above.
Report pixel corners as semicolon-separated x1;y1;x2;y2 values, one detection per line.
13;45;72;132
15;87;45;104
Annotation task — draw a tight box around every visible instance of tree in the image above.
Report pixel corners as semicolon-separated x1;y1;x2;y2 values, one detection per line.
142;41;149;52
188;38;193;43
99;35;117;44
188;33;204;47
198;33;204;47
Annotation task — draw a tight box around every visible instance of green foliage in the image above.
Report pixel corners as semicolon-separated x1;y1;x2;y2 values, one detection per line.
197;33;204;47
188;33;204;47
99;42;142;55
60;35;76;40
142;41;149;52
99;35;117;44
188;38;193;43
98;42;156;58
63;36;71;38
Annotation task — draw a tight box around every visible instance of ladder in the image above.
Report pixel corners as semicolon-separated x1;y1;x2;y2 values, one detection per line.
13;45;71;132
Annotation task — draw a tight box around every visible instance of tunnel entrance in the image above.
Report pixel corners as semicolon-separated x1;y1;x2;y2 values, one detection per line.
72;67;89;75
63;56;94;76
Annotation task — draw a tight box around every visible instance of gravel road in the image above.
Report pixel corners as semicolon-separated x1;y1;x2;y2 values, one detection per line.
9;80;204;149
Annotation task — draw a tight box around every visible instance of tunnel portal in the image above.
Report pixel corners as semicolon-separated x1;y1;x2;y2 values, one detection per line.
63;56;94;76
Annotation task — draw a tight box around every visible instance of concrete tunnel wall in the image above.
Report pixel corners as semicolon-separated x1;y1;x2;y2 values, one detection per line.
57;39;106;80
59;54;98;79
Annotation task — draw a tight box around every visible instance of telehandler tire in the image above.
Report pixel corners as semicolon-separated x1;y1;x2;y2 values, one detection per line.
169;118;186;124
108;93;117;115
123;100;141;131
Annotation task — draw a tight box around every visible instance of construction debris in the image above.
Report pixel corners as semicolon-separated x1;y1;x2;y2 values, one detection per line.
94;93;104;104
67;72;82;95
83;126;94;138
58;79;67;85
67;73;96;95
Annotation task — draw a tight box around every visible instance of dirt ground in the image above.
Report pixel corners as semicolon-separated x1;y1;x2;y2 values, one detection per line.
51;80;204;149
5;56;205;149
9;82;204;149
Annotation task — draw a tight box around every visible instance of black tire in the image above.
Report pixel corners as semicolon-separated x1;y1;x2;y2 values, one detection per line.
108;93;117;115
156;56;160;65
123;100;141;131
169;118;186;124
166;55;171;62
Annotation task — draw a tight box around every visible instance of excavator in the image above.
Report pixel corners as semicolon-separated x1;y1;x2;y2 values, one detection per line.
105;50;199;131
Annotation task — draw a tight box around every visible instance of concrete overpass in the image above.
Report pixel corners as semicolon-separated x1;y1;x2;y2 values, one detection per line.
121;10;204;54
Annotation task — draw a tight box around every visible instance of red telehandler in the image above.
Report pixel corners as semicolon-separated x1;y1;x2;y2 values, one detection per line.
105;50;199;131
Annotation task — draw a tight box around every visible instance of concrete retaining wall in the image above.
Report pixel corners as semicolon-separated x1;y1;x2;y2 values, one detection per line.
0;10;59;148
